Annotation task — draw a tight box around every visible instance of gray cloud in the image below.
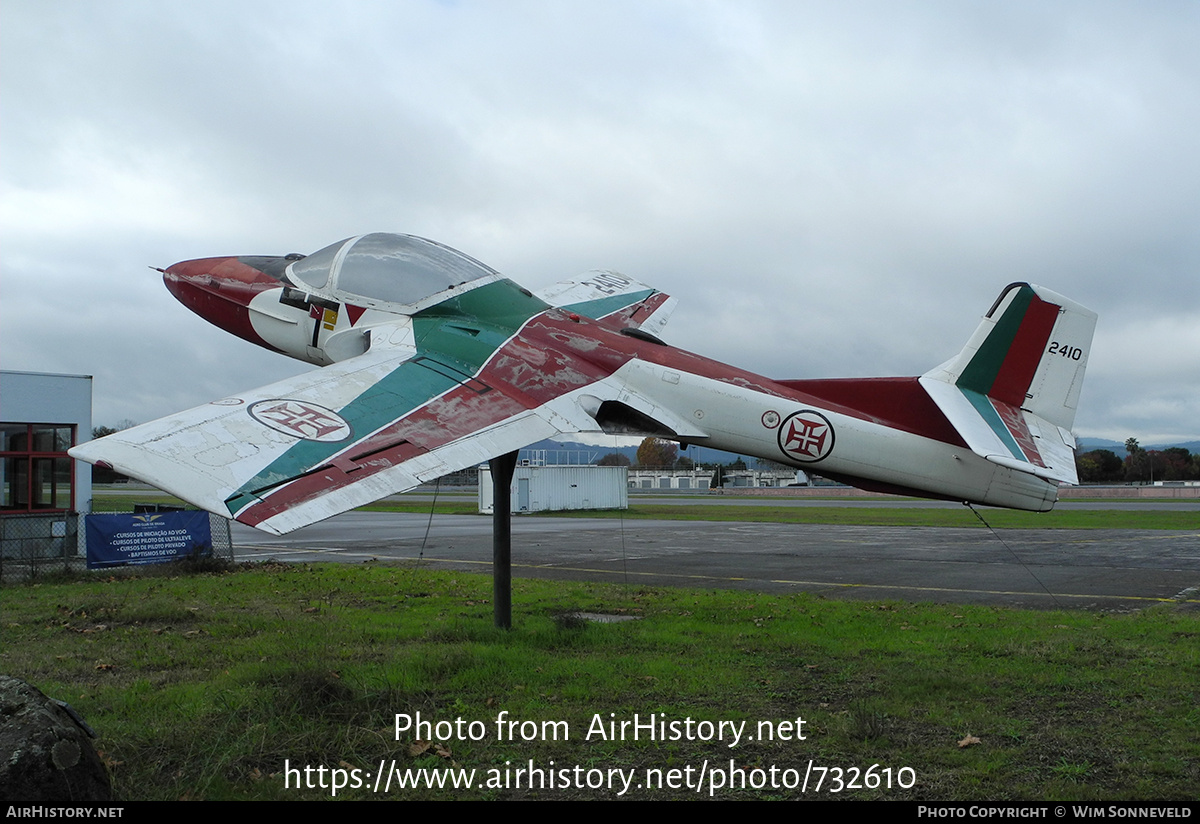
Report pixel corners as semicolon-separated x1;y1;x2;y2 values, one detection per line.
3;0;1197;444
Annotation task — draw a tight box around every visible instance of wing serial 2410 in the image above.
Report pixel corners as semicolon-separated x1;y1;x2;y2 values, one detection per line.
71;233;1096;535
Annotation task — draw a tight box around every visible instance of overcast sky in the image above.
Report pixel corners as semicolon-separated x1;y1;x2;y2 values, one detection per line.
3;1;1198;445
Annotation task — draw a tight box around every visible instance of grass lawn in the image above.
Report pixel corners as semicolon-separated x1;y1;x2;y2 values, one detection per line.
3;562;1198;800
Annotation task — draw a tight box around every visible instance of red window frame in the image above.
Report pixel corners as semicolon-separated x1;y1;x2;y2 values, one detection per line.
1;423;77;513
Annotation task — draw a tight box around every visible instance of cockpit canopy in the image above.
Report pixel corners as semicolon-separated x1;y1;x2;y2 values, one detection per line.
286;233;498;309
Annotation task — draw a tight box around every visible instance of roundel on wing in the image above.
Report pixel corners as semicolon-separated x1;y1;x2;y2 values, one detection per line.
248;399;352;442
777;410;835;463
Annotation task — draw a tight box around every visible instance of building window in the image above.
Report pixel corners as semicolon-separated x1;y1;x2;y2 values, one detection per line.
1;424;76;512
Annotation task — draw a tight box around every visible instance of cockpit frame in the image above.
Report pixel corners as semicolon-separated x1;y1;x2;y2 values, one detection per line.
284;232;502;313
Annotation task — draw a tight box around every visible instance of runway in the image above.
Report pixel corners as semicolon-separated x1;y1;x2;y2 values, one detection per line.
230;511;1200;612
388;491;1200;510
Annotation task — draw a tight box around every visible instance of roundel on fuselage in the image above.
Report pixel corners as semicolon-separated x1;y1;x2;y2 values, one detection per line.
777;410;835;463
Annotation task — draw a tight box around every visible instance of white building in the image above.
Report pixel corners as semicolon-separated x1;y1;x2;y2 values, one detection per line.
479;465;628;513
1;371;93;563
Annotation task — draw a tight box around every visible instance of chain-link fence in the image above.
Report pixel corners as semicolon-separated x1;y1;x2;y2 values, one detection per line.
0;510;233;584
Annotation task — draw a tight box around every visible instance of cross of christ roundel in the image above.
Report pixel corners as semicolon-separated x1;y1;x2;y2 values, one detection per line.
777;410;835;463
248;399;353;442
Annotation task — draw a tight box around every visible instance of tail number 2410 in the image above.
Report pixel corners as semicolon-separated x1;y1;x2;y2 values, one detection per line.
1047;341;1083;361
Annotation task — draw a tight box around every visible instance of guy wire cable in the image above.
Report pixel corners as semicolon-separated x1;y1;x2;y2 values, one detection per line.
964;501;1063;609
417;476;442;564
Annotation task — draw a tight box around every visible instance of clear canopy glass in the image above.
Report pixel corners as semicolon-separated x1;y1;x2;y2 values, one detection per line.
288;233;496;306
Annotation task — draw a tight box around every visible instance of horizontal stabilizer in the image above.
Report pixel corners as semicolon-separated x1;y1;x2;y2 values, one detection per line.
535;270;676;337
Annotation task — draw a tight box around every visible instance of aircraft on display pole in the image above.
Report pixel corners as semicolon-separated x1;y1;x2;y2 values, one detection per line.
71;233;1096;536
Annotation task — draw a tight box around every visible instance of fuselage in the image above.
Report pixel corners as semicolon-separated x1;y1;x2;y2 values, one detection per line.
163;252;1058;513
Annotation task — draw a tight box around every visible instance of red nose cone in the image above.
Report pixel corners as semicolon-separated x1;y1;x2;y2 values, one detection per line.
163;257;282;351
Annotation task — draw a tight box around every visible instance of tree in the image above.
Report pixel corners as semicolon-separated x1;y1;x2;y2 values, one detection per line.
1124;438;1146;483
1075;453;1099;483
597;452;631;467
636;437;678;468
93;420;139;440
1159;448;1193;481
1075;449;1123;483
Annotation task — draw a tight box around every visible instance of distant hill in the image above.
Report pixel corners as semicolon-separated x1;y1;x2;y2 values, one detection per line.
1076;438;1125;452
1075;438;1200;457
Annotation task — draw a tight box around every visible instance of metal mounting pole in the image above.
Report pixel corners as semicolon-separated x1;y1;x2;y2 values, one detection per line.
489;451;519;629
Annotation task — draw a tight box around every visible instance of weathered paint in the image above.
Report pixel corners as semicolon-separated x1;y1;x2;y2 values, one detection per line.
163;257;281;352
72;234;1096;535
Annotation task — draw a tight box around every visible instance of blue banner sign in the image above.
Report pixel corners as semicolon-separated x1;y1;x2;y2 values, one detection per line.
85;511;213;569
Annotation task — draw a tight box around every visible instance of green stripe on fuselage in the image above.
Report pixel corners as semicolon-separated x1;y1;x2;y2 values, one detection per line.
224;280;549;515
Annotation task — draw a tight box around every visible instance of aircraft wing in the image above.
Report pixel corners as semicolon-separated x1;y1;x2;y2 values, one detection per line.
70;313;609;535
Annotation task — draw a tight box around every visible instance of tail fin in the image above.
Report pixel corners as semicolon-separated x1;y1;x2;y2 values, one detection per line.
919;283;1097;485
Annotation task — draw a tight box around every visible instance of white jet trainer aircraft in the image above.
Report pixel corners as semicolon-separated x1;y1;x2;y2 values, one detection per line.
71;233;1097;535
